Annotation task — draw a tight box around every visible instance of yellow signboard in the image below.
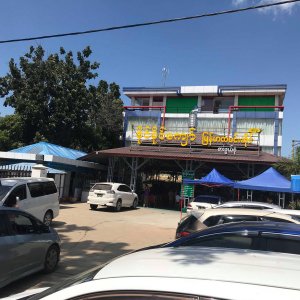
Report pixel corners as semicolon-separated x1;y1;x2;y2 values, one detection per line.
136;126;260;147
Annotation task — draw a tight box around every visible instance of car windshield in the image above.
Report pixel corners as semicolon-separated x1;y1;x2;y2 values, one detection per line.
194;196;220;204
0;183;15;201
92;184;112;191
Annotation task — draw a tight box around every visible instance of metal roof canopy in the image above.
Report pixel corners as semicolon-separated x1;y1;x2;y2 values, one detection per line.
0;142;105;173
80;145;280;191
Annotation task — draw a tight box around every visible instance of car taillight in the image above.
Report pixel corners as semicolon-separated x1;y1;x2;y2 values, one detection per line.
106;190;115;194
177;231;190;238
187;204;192;208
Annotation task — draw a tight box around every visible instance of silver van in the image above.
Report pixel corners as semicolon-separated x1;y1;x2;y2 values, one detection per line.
0;177;59;225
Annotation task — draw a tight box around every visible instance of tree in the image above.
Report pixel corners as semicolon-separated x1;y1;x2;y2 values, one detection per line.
0;115;24;150
275;147;300;178
0;46;123;151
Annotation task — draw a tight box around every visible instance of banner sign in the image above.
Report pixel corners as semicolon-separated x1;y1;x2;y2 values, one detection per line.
136;125;261;148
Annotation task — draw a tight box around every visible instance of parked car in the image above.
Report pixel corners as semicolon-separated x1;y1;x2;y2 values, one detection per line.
168;221;300;255
176;208;300;238
269;208;300;222
0;177;59;226
215;201;282;210
87;182;138;212
0;207;61;289
24;247;300;300
186;195;222;214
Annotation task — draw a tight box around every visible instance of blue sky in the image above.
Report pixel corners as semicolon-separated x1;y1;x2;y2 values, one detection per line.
0;0;299;156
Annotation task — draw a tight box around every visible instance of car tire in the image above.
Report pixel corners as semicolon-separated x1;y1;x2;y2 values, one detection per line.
43;210;53;226
90;204;98;210
44;245;60;273
114;199;122;212
132;198;138;209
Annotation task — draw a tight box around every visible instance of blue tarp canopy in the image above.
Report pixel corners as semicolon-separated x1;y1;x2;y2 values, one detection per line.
183;168;234;186
234;167;291;193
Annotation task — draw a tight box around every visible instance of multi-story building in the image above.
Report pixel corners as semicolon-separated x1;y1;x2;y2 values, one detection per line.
123;85;286;156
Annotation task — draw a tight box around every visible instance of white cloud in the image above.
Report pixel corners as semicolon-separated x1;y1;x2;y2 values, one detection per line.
232;0;299;15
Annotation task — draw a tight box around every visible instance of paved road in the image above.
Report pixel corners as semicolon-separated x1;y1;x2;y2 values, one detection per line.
0;203;180;298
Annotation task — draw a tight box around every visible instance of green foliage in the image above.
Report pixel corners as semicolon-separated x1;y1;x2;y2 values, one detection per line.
0;115;24;150
288;200;300;210
0;46;123;151
275;148;300;179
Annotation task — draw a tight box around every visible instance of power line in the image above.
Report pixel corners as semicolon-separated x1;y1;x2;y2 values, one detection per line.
0;0;299;44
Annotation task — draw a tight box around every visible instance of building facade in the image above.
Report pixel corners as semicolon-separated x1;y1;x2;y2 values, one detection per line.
123;85;286;156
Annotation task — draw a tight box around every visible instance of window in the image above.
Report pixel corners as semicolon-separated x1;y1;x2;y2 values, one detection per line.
201;98;214;112
194;196;220;205
123;185;132;193
152;96;164;104
259;216;292;223
203;215;258;227
69;290;203;300
180;234;260;250
8;212;36;235
0;213;9;236
92;184;112;191
217;215;258;225
201;97;234;113
118;185;131;192
135;97;150;107
178;215;203;233
4;184;27;207
264;237;300;255
28;182;44;198
43;181;57;195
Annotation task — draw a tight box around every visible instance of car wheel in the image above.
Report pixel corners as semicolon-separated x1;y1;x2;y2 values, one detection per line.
44;245;59;273
43;210;53;226
90;204;98;210
132;198;138;209
115;199;122;212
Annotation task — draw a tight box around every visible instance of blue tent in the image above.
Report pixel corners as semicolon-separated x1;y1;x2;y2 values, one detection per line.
183;168;234;186
234;167;291;193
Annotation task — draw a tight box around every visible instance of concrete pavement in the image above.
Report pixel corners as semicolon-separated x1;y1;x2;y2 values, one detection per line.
0;203;181;298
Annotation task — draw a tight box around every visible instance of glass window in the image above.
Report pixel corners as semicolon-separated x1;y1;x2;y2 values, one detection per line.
218;215;258;225
0;185;14;201
259;216;292;223
152;96;164;103
8;212;36;235
28;182;44;198
203;215;221;227
118;185;131;192
180;234;259;250
68;291;203;300
0;213;9;236
3;184;27;207
214;97;234;113
194;196;220;204
134;97;150;107
265;237;300;255
43;181;57;195
201;98;214;112
123;185;132;193
91;184;112;191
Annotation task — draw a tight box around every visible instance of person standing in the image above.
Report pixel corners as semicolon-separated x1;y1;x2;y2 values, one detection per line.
143;185;150;207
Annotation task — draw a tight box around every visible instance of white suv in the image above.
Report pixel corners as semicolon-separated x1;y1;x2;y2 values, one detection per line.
87;182;138;212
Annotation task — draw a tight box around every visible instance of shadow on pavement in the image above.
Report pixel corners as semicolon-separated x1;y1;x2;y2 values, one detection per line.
0;222;132;298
